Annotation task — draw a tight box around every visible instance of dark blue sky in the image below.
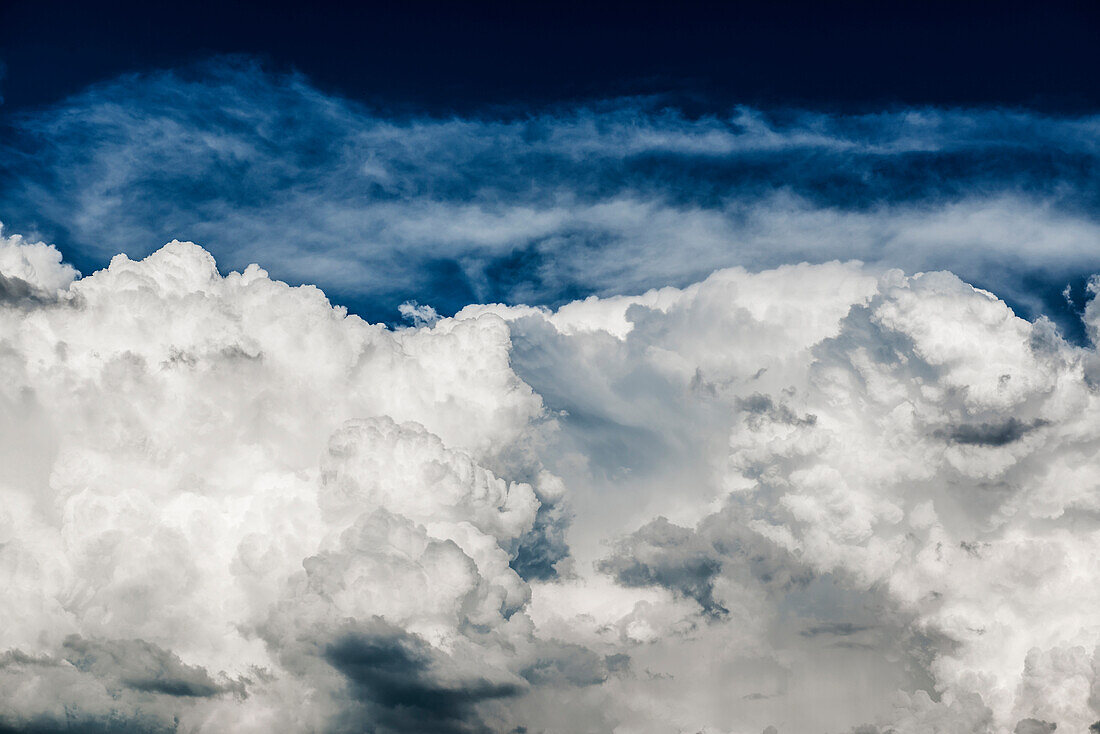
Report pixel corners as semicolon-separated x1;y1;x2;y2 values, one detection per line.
2;0;1098;114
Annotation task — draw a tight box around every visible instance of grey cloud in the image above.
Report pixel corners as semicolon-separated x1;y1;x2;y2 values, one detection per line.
736;393;817;428
509;488;572;582
61;636;234;699
799;622;873;638
0;642;214;734
324;621;522;734
597;517;728;617
0;718;174;734
936;417;1049;447
813;303;937;379
0;273;49;306
603;654;630;674
1014;719;1057;734
518;642;614;688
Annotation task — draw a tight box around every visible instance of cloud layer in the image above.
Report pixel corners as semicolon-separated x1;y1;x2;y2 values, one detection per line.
2;60;1100;335
3;225;1100;732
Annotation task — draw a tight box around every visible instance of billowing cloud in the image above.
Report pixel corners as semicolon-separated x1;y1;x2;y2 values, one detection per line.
461;258;1100;731
0;225;78;302
0;232;556;732
4;223;1100;732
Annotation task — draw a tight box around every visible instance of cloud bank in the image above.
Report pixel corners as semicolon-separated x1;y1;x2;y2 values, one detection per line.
2;60;1100;335
3;224;1100;732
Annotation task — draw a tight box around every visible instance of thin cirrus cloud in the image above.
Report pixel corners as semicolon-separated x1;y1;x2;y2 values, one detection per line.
2;58;1100;335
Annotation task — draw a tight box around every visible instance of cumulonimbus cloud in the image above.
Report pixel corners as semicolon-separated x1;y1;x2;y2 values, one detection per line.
3;224;1100;732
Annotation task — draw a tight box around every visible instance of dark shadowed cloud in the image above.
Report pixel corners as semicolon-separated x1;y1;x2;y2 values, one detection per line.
325;622;522;734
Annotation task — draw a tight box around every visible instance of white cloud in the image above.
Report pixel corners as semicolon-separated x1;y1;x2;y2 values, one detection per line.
0;236;553;731
457;255;1100;732
0;224;79;299
4;232;1100;732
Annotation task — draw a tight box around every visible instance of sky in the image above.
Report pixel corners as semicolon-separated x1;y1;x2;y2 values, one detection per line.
2;3;1100;733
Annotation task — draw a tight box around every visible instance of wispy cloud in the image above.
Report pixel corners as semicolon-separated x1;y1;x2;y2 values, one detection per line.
2;58;1099;333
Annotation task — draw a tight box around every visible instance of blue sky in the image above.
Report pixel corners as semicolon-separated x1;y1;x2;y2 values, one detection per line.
2;57;1100;340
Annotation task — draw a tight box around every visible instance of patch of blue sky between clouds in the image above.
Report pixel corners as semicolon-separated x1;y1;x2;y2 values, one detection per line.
2;57;1099;337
